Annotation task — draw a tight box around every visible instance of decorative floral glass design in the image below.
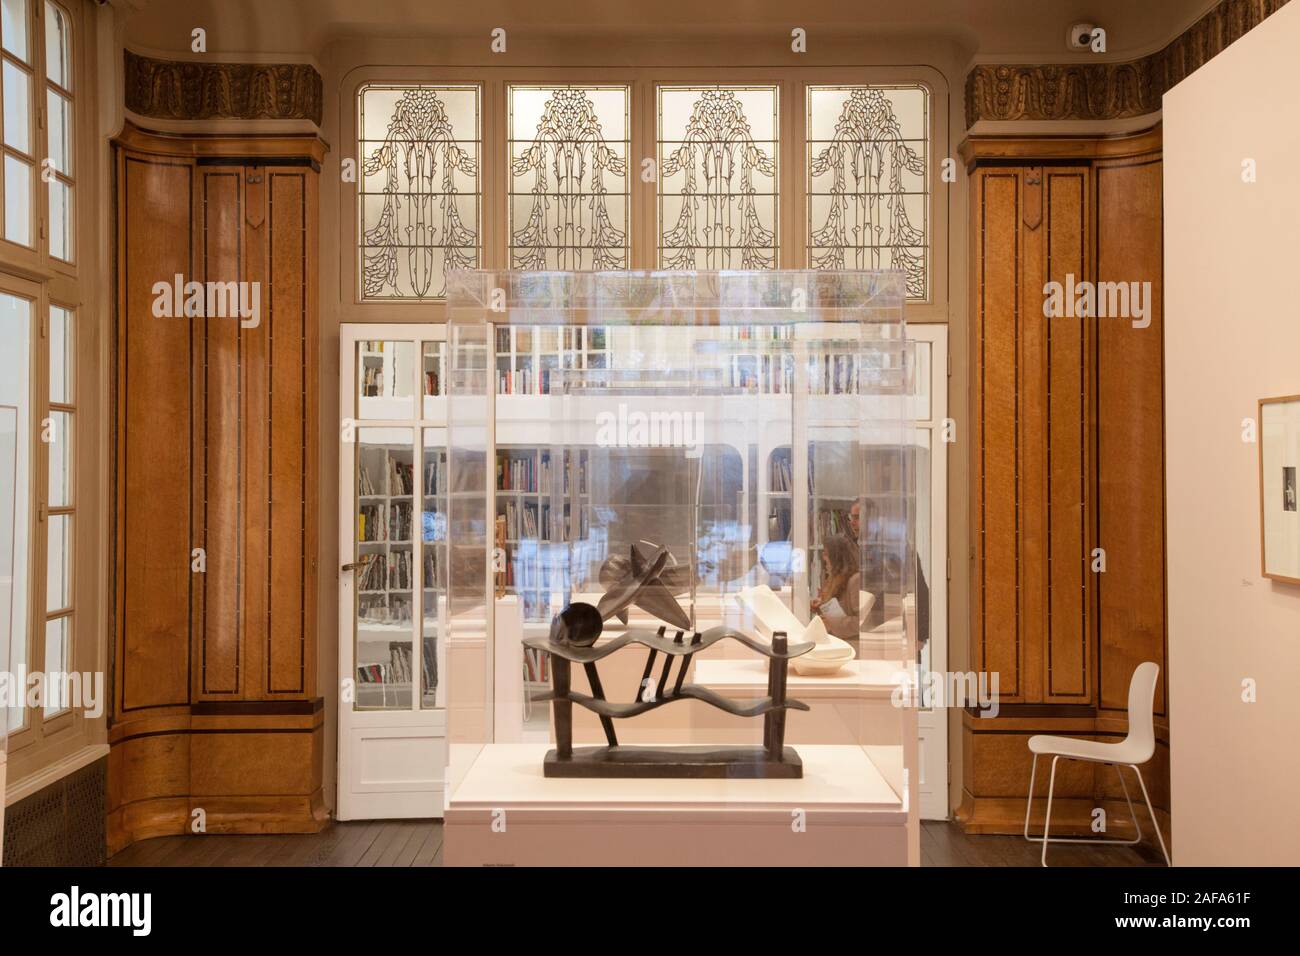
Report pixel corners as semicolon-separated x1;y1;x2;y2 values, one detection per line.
807;85;929;300
657;86;779;270
359;84;481;300
508;85;630;271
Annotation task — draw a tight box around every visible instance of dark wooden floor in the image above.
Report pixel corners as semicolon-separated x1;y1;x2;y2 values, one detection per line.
108;819;1162;866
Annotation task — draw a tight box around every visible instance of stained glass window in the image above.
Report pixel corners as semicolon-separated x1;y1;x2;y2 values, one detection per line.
508;85;629;271
657;85;779;270
807;85;929;300
359;84;481;300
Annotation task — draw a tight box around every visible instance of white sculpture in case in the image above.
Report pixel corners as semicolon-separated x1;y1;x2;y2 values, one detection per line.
734;585;870;676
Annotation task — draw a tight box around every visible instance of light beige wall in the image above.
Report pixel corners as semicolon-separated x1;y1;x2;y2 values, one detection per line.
1164;0;1300;866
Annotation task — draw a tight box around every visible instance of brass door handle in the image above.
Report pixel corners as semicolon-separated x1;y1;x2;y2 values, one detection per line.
341;561;363;572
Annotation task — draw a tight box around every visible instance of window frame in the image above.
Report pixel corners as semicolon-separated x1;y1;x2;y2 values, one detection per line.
339;65;947;321
1;0;90;763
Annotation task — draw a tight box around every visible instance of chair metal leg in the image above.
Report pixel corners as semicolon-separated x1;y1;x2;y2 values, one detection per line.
1131;764;1172;866
1026;760;1149;864
1022;753;1039;842
1041;756;1060;866
1113;762;1142;846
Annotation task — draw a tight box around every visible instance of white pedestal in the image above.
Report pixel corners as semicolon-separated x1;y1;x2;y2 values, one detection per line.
444;743;913;866
692;658;907;747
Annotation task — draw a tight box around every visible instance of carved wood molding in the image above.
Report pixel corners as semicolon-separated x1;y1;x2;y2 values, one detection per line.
124;50;323;125
965;0;1292;126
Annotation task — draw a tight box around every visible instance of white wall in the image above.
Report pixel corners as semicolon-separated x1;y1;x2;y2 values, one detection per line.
1164;1;1300;866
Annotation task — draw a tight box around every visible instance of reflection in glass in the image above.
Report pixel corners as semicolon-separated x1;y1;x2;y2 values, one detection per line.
43;616;68;715
354;427;415;709
47;408;70;506
421;429;446;708
46;512;69;612
49;304;71;402
4;154;31;244
0;292;30;734
356;339;415;418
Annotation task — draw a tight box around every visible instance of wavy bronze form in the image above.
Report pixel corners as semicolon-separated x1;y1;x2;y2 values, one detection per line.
124;50;323;125
965;0;1292;126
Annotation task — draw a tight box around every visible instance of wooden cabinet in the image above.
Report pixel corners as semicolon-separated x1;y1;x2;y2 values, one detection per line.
959;129;1169;841
108;124;326;851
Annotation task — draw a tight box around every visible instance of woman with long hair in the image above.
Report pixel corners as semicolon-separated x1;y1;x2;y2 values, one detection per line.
811;534;861;640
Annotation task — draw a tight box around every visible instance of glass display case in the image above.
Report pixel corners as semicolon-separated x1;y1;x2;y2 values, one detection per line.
443;270;919;863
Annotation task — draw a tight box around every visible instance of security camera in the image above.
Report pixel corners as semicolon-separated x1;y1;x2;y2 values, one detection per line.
1067;23;1107;53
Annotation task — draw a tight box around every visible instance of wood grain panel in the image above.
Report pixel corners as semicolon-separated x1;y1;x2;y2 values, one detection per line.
1045;171;1091;701
977;171;1022;699
268;171;309;695
1095;157;1167;715
111;126;327;850
119;157;194;711
1017;167;1047;705
198;168;244;696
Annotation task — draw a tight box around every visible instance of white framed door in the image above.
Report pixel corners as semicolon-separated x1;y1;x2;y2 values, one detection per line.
338;323;449;820
910;325;949;820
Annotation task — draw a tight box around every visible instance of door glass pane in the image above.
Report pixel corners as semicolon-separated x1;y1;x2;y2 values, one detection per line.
420;428;446;709
44;0;68;88
48;177;71;261
47;408;70;505
4;154;30;243
355;427;414;710
1;0;27;62
356;339;415;419
49;304;71;402
0;292;30;734
43;616;68;715
421;340;442;417
46;511;68;611
3;59;30;152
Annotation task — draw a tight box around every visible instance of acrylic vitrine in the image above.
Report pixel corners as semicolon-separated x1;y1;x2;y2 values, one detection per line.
442;270;919;865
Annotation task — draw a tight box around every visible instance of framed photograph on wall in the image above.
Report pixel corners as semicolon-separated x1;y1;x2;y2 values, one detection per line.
1259;395;1300;584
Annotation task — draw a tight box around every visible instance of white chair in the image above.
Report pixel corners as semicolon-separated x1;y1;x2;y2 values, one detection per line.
1022;661;1171;866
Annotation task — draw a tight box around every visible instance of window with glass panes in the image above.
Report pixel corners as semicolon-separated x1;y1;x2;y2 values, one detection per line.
1;0;73;258
0;0;78;738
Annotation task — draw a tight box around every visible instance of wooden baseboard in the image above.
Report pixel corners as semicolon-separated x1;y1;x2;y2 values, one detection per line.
107;789;329;856
957;791;1172;855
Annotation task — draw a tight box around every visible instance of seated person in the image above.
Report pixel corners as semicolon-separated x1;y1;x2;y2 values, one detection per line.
810;535;862;641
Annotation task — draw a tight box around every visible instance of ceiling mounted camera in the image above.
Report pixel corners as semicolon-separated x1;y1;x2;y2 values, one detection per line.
1068;23;1107;53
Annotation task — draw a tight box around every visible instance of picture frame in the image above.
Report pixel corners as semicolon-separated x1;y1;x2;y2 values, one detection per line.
1258;395;1300;584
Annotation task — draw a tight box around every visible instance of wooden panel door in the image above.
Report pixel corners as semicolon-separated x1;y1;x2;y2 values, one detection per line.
115;153;195;714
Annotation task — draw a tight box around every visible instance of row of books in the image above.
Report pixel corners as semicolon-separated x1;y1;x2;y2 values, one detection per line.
770;456;794;492
498;499;555;541
496;452;551;492
359;360;386;398
355;637;438;693
358;454;415;497
523;645;550;683
357;593;413;626
424;460;445;495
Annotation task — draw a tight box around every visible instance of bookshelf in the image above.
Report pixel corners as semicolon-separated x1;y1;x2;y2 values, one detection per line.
495;446;590;621
493;325;610;395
